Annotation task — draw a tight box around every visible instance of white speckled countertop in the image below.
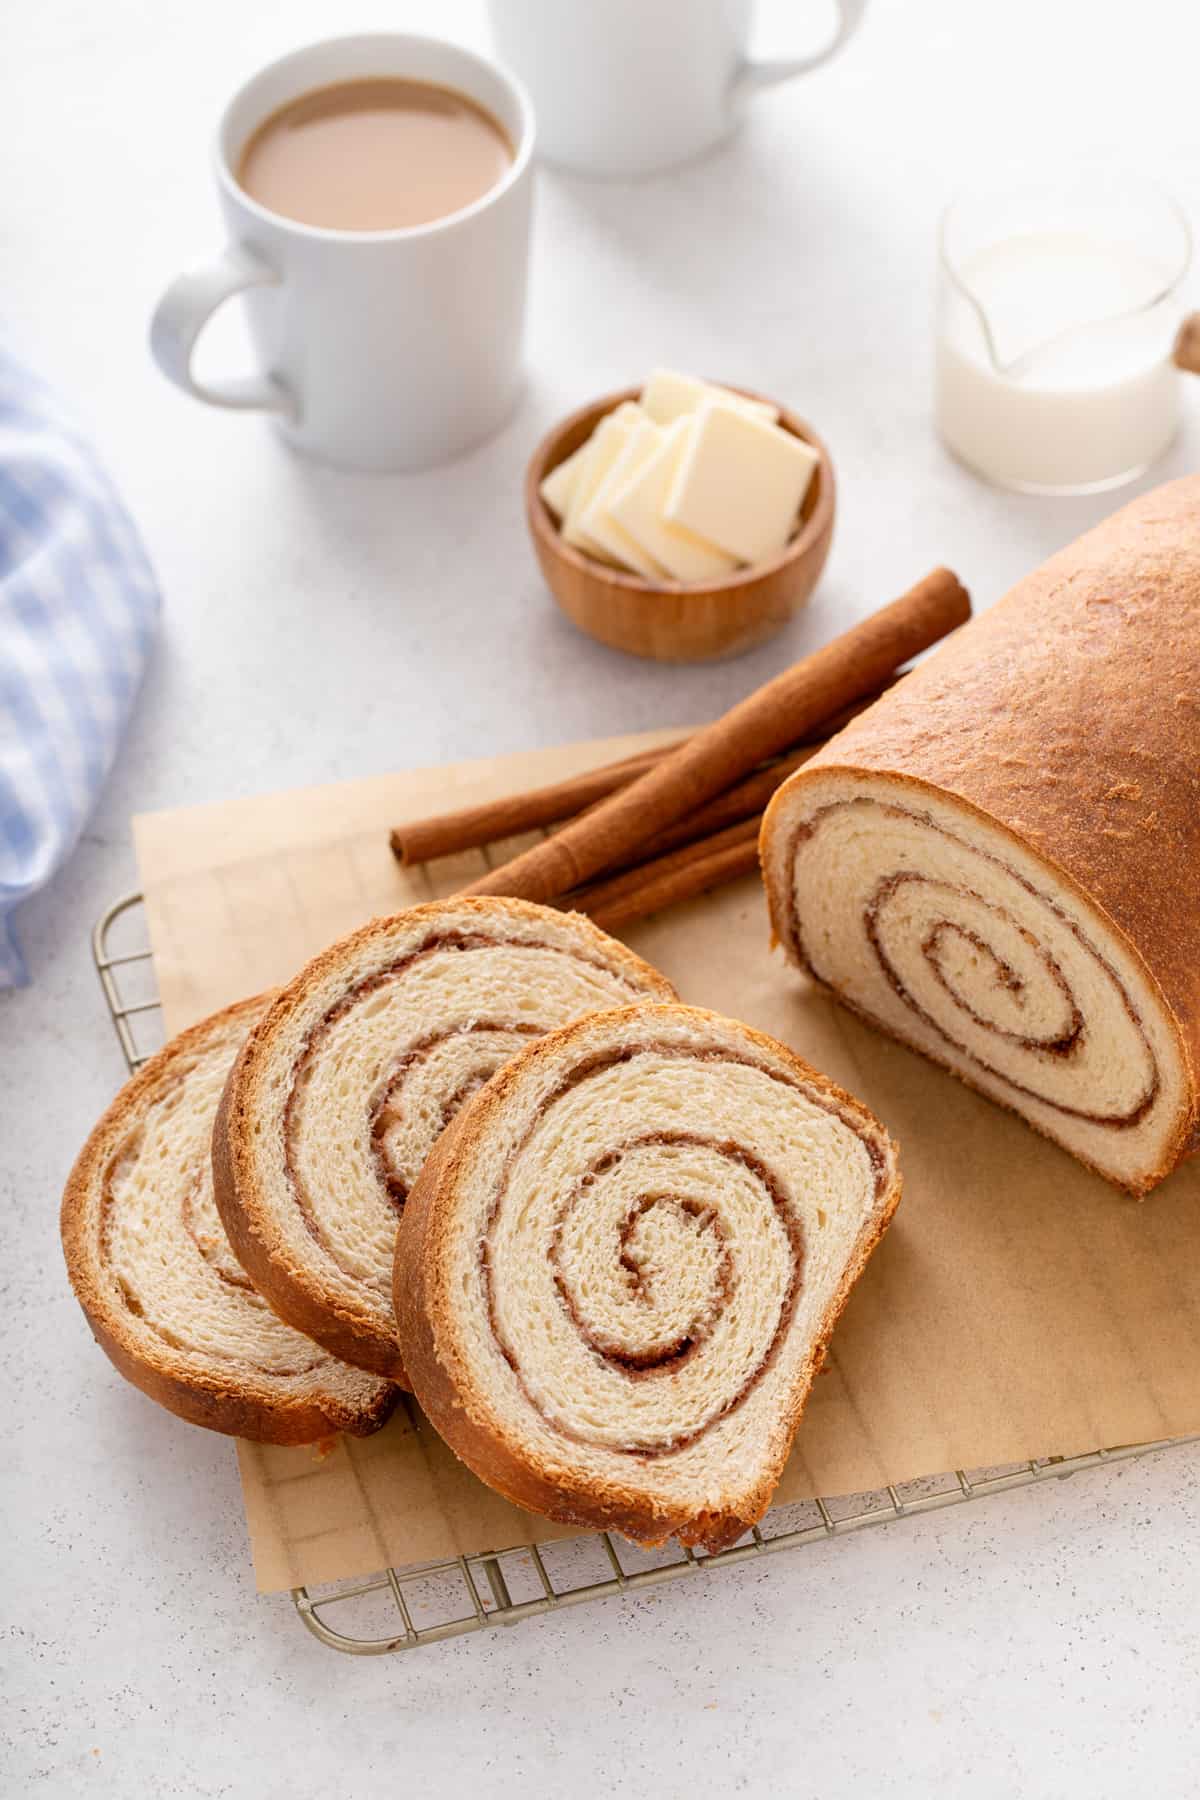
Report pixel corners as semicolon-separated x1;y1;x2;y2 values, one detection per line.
4;1;1199;1792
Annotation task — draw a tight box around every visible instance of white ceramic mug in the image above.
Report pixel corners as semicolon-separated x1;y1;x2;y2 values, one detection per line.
149;34;535;472
487;0;868;178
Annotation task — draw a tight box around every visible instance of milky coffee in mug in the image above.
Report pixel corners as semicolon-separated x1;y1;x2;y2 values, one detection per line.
237;76;514;233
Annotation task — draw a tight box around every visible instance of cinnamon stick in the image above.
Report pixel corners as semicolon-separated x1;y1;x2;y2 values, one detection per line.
594;747;814;874
389;741;683;866
571;682;895;867
568;818;762;932
465;568;969;905
390;676;902;869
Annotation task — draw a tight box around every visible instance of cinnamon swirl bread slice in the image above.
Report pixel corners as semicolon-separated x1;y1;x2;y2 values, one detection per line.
213;898;676;1383
393;1004;900;1551
62;997;396;1444
761;476;1200;1195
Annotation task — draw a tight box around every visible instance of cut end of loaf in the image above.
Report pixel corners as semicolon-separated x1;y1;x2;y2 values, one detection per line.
393;1002;900;1552
761;766;1196;1195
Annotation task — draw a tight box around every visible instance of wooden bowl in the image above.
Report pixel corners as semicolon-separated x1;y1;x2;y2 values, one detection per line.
525;385;836;663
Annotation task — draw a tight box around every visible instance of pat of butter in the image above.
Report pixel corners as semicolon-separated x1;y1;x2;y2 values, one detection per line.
664;403;818;564
641;369;777;427
539;439;589;520
561;403;647;557
607;417;739;583
578;420;668;579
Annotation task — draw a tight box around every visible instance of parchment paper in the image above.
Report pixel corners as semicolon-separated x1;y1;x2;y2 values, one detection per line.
133;733;1200;1592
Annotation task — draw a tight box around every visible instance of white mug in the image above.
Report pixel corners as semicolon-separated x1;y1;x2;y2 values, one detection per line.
487;0;868;178
149;35;535;472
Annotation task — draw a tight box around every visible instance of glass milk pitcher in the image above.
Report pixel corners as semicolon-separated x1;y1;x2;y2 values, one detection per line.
936;171;1198;494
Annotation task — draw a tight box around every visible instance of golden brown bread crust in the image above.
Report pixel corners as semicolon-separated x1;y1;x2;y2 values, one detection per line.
61;997;397;1445
213;897;678;1385
392;1003;901;1552
762;476;1200;1189
75;1301;392;1445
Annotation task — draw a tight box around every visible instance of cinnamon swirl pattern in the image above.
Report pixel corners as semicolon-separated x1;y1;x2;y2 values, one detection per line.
392;1005;900;1551
61;998;396;1444
213;899;676;1382
763;774;1195;1194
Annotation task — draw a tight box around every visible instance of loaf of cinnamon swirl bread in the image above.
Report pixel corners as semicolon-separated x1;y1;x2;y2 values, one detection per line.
213;898;676;1382
761;477;1200;1194
61;998;396;1443
393;1005;900;1551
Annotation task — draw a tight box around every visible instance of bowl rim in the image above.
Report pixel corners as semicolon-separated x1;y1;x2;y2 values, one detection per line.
524;382;836;597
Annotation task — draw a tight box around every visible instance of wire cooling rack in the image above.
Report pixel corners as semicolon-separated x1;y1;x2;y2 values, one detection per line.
93;891;1191;1656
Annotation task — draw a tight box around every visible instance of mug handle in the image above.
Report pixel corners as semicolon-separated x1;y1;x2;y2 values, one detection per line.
149;245;294;413
733;0;869;102
1174;314;1200;375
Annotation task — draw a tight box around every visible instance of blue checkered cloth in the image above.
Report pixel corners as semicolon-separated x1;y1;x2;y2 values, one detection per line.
0;347;159;986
